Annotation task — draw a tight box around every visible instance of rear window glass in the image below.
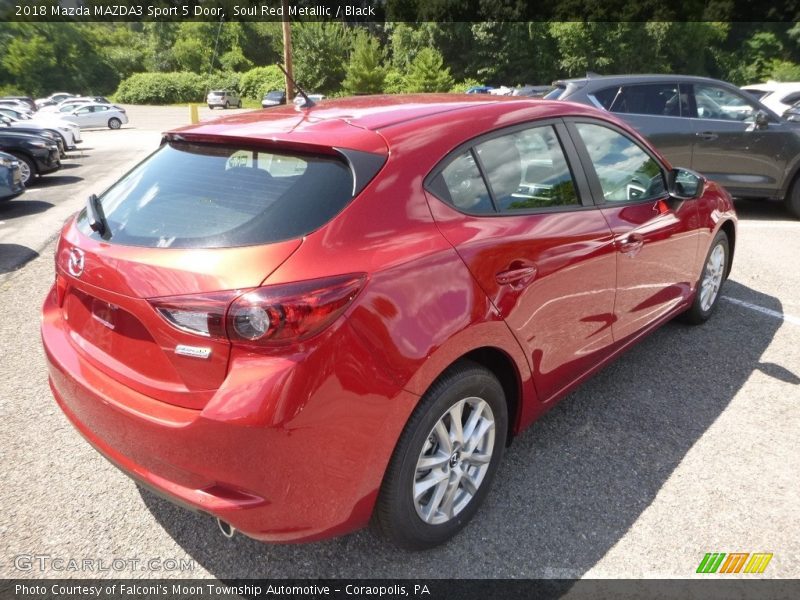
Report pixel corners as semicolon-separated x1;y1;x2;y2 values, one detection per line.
77;142;353;248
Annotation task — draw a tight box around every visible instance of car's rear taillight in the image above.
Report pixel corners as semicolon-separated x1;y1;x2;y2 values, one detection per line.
150;291;239;339
148;274;366;346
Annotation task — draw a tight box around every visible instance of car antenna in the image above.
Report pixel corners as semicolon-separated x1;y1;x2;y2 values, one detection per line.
277;63;315;109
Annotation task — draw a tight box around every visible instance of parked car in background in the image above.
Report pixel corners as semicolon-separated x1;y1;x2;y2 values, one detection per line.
0;130;60;185
18;112;83;150
207;90;242;109
1;114;77;152
0;99;34;113
42;95;735;550
741;80;800;115
261;90;286;107
547;73;800;218
35;93;76;108
0;96;36;111
465;85;494;94
0;118;65;156
511;85;554;97
60;104;128;130
0;106;32;121
0;151;25;201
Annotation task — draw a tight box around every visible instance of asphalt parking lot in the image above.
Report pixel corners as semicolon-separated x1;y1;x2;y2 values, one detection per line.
0;105;797;580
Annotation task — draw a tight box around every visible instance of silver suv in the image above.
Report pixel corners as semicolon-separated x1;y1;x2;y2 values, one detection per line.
207;90;241;110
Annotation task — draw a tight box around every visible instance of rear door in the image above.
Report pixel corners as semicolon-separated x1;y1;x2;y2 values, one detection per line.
688;82;789;196
566;118;700;341
425;120;618;402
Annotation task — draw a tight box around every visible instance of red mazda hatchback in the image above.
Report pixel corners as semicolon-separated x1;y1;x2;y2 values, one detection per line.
42;95;736;549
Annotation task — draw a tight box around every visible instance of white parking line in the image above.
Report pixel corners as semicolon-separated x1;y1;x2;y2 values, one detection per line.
722;296;800;326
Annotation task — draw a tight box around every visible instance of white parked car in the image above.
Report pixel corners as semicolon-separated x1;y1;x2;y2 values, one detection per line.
0;114;82;150
34;93;76;108
60;103;128;129
0;99;34;113
207;90;241;109
741;81;800;115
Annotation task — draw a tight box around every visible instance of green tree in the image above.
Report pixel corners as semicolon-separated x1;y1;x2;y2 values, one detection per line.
239;65;285;98
343;31;387;95
403;47;454;92
292;23;351;95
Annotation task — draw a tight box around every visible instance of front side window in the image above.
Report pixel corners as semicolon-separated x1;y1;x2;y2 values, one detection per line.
77;142;353;248
475;125;579;211
593;83;685;117
693;84;757;121
575;122;666;203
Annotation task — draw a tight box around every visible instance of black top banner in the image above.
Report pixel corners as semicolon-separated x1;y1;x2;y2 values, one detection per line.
2;0;800;23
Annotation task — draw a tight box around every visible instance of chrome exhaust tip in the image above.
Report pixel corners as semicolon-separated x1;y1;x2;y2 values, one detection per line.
217;518;236;539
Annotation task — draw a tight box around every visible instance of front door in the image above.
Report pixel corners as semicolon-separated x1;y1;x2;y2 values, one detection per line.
567;119;700;342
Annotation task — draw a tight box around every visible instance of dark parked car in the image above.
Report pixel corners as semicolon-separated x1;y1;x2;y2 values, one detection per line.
547;74;800;218
42;95;735;549
0;130;60;185
1;116;66;157
0;151;25;201
261;90;286;107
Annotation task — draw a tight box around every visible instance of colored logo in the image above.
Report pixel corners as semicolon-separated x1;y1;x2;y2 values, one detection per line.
697;552;773;574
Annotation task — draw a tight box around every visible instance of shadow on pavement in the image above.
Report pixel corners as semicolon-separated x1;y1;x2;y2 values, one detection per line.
0;244;39;274
733;197;796;221
34;175;83;188
139;280;785;578
0;199;53;219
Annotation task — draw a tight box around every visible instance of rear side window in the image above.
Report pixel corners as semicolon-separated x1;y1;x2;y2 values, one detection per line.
438;151;493;214
593;83;685;116
77;142;353;248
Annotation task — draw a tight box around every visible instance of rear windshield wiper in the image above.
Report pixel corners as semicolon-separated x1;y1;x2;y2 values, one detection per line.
86;193;111;240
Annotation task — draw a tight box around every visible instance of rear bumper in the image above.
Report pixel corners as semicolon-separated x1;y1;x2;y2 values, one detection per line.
41;287;417;542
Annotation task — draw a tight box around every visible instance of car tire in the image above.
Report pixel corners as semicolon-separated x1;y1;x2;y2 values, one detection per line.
208;105;213;110
681;229;730;325
10;153;36;186
372;361;507;550
108;118;122;130
784;178;800;219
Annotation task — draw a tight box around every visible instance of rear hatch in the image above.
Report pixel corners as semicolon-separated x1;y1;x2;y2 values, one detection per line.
54;137;381;409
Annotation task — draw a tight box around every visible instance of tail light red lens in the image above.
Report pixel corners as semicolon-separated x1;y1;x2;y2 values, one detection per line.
148;274;366;346
227;274;366;345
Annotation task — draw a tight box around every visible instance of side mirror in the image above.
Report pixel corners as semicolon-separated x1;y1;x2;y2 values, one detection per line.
754;110;770;129
667;168;705;200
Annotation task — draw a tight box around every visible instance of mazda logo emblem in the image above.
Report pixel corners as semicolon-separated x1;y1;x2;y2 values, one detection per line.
67;247;85;277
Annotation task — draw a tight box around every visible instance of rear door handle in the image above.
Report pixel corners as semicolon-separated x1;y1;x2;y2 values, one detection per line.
695;131;718;141
496;262;537;287
618;233;644;255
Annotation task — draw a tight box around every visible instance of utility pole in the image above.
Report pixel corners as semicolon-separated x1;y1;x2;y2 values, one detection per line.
281;0;293;102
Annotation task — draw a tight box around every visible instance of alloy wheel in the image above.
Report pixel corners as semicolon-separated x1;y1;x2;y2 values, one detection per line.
700;243;725;311
413;396;495;525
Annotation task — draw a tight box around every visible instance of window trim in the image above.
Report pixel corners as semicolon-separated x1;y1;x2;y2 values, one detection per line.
563;117;670;208
424;118;595;218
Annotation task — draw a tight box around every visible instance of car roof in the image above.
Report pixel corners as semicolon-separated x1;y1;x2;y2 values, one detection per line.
169;94;617;155
554;73;735;87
